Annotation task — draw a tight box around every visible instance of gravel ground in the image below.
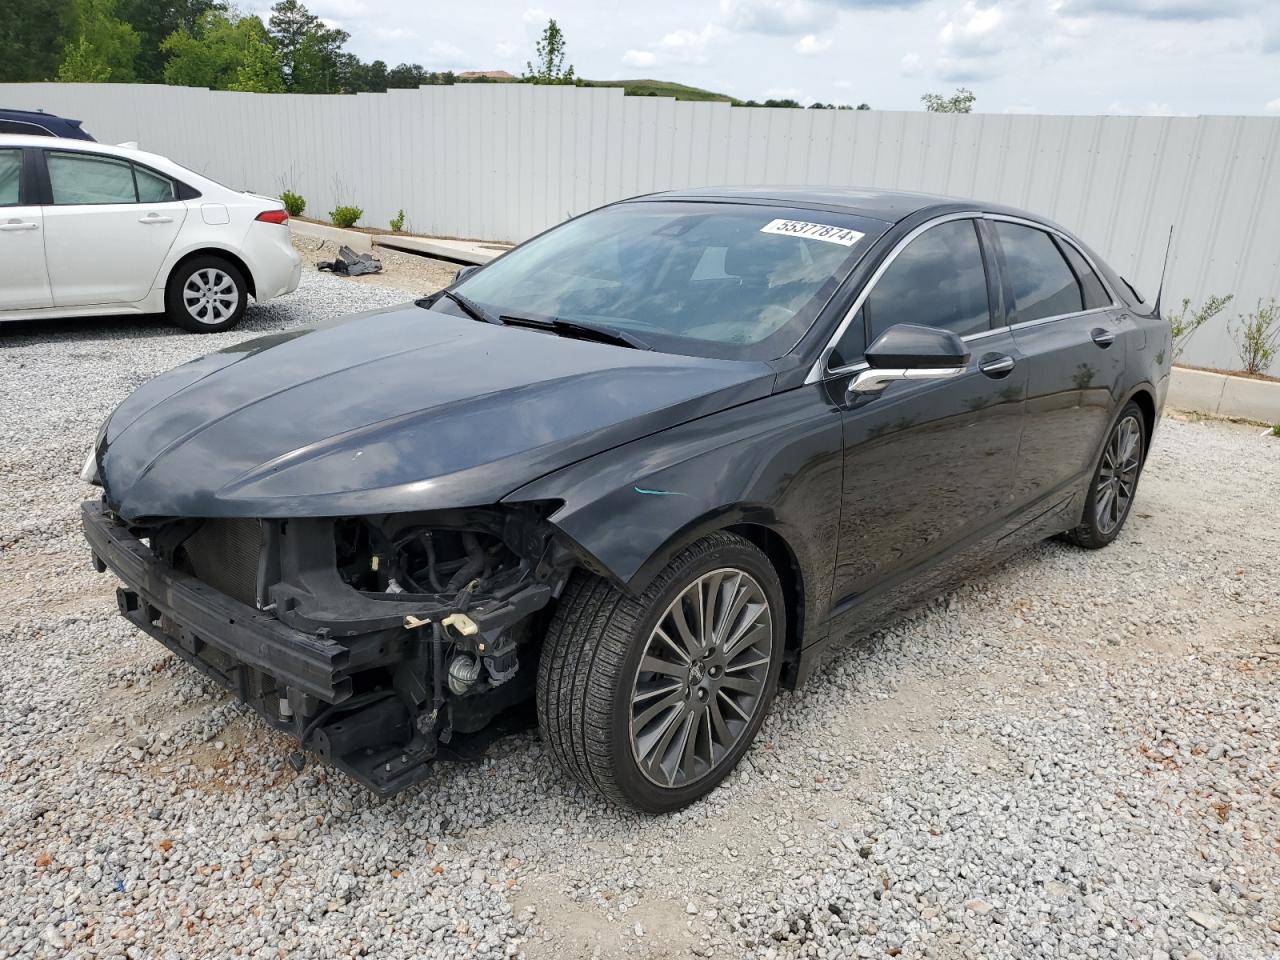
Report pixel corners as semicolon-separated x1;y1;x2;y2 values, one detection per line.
1;272;1278;960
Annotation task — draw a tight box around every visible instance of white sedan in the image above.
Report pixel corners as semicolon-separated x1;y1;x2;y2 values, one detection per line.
0;134;301;332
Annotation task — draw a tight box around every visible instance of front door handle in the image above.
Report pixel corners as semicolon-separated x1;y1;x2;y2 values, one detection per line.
1091;327;1115;348
0;221;38;231
978;354;1016;378
139;214;174;224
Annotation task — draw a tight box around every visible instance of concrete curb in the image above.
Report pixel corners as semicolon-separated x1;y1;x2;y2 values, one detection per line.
290;220;513;266
372;234;512;266
288;219;373;253
1168;366;1280;423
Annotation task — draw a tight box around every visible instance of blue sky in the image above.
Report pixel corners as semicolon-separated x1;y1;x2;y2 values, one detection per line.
283;0;1280;115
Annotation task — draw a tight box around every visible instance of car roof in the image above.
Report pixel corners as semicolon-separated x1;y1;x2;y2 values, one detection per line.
638;185;1043;227
1;108;91;135
0;133;161;163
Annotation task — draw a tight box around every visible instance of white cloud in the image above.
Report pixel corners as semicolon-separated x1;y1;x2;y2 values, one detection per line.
1266;97;1280;114
721;0;825;35
652;22;725;62
428;40;465;62
374;27;414;42
661;23;723;50
494;41;516;57
938;2;1006;57
900;51;922;75
623;49;658;67
794;33;832;53
521;7;551;24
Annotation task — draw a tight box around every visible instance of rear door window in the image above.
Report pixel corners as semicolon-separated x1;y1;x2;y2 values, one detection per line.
47;151;137;204
0;149;21;206
864;218;991;341
993;221;1083;323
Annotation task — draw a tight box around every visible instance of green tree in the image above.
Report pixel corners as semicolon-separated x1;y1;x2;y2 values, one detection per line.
267;0;348;92
922;87;976;113
229;21;284;92
57;36;113;82
386;62;427;88
59;0;141;82
524;18;574;84
0;0;73;82
162;10;281;91
120;0;225;82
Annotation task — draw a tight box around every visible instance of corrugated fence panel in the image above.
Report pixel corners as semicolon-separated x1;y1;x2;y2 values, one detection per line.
3;81;1279;370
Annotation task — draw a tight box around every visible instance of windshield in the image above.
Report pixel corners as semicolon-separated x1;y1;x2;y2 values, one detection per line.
449;200;885;360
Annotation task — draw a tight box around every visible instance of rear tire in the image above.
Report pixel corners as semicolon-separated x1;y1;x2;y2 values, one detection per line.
536;532;785;812
1062;401;1146;549
165;255;248;333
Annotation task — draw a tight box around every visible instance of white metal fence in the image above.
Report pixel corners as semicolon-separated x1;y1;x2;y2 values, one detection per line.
4;81;1279;370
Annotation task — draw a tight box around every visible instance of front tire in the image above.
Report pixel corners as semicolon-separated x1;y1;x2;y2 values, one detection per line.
1063;401;1146;549
537;532;785;812
165;255;248;333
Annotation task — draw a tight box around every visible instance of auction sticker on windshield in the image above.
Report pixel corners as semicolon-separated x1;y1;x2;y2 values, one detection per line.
759;219;865;246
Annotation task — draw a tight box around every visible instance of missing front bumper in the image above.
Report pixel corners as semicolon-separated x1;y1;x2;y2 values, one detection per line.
81;501;550;795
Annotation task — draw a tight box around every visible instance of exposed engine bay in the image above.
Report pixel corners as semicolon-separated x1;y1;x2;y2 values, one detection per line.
82;500;575;794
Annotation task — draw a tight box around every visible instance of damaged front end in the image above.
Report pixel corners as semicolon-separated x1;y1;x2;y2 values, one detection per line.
82;499;573;795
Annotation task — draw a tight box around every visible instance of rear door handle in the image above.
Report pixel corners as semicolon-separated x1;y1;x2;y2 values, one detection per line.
0;221;38;231
139;214;174;224
1091;327;1115;348
978;354;1016;378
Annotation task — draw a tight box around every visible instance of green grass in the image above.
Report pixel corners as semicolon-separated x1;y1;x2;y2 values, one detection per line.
578;78;740;104
1270;423;1280;437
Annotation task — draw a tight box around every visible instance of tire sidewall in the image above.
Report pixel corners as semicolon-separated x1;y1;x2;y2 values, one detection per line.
607;538;786;813
1080;401;1147;546
166;256;248;333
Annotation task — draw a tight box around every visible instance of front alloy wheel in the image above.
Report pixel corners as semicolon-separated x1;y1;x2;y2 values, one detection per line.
629;568;773;790
537;532;785;812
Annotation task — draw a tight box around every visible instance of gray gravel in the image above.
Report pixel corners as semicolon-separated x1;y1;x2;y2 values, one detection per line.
2;272;1278;960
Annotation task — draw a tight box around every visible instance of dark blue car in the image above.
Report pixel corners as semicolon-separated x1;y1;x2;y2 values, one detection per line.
0;108;95;140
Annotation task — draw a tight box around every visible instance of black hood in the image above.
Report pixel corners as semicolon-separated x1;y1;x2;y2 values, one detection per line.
99;305;775;520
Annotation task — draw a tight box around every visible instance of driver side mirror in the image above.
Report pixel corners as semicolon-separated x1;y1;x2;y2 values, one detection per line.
848;324;970;398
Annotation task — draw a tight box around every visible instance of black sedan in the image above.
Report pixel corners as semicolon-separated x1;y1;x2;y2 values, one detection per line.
81;187;1170;811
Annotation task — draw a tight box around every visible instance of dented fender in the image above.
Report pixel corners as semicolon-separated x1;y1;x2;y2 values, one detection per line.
505;383;846;646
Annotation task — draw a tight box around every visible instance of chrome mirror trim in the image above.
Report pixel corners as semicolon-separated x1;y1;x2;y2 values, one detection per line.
846;364;965;399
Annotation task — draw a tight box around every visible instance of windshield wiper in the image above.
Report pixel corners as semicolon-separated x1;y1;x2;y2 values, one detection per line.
499;314;650;350
438;289;500;324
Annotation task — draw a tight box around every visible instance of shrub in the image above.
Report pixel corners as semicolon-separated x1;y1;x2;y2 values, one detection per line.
1230;298;1280;376
1271;424;1280;438
1167;293;1232;361
390;208;406;232
329;205;363;229
280;190;305;217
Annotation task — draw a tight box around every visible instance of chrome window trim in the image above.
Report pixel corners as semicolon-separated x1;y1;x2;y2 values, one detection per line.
808;211;981;382
809;210;1120;384
982;213;1121;310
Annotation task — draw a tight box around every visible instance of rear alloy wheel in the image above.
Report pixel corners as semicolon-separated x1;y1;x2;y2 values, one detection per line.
537;532;785;812
165;256;248;333
1063;401;1146;549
